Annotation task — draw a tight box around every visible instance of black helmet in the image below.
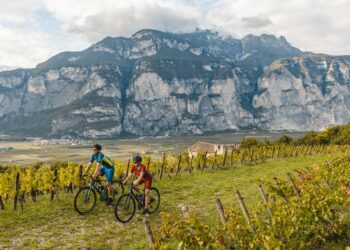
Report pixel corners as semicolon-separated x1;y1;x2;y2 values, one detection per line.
133;155;142;163
92;144;102;151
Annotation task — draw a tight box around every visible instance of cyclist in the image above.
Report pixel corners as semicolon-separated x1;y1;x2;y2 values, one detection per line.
123;155;152;214
82;144;115;205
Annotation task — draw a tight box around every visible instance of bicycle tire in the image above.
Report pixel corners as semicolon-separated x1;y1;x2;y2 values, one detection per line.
115;194;136;223
74;186;97;215
148;187;160;214
111;180;125;198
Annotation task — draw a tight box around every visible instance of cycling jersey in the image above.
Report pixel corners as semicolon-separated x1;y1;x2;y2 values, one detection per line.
90;152;114;168
131;164;152;180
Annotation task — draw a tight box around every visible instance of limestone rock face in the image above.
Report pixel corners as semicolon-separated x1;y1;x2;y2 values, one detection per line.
253;56;350;131
0;29;348;138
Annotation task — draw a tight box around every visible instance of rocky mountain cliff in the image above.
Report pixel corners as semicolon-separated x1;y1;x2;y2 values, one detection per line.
0;29;349;138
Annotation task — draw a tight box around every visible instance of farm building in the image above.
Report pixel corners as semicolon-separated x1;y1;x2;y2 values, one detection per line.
188;141;235;157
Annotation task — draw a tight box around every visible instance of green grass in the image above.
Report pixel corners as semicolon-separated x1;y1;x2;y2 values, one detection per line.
0;153;345;249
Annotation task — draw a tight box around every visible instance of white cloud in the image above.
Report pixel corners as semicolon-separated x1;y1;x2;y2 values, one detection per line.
44;0;200;42
1;0;350;67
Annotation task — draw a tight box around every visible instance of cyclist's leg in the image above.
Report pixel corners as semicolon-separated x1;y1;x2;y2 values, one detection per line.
105;167;115;196
144;179;152;210
96;167;105;185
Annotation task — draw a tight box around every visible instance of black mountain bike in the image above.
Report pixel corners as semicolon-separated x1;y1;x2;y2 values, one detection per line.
115;183;160;223
74;175;124;215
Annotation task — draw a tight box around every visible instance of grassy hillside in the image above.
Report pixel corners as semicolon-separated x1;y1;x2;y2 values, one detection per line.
0;153;346;249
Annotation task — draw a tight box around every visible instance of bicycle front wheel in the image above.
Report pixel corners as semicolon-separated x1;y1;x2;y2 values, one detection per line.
115;194;136;223
148;187;160;214
111;180;125;199
74;186;97;215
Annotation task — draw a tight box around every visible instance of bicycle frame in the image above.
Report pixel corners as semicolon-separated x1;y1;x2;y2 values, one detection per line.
124;184;144;207
84;177;106;201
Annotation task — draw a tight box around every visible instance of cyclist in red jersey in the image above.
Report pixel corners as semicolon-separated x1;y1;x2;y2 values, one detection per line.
123;155;152;214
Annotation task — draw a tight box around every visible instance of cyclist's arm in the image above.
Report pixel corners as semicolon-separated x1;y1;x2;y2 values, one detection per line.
124;170;133;183
83;162;93;176
93;162;102;178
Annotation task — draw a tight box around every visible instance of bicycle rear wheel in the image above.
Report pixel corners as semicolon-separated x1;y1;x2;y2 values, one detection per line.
115;194;136;223
111;180;124;199
148;187;160;214
74;186;97;215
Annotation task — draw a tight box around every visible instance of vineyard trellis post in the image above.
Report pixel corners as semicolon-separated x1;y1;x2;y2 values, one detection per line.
0;195;4;210
258;185;273;219
201;151;208;172
146;156;151;172
276;146;281;158
211;150;217;170
240;149;245;166
214;199;227;226
249;147;254;164
175;155;182;176
223;148;227;167
125;159;130;178
236;190;255;232
13;173;19;210
143;218;155;249
287;173;301;199
50;169;58;201
230;147;234;165
271;146;275;159
189;155;193;173
159;153;166;180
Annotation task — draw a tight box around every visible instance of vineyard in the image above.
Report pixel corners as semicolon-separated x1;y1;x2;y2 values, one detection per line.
151;155;350;249
1;144;350;249
0;144;348;211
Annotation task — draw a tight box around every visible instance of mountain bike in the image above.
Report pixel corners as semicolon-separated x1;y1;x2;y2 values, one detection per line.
114;183;160;223
74;175;124;215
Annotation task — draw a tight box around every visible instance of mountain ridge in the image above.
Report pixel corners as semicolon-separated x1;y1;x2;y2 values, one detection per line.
0;29;349;138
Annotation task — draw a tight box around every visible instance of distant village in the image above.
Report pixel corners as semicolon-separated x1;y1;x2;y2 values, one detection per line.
31;138;92;146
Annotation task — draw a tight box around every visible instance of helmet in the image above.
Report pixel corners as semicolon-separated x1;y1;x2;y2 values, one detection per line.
133;155;142;163
92;144;102;151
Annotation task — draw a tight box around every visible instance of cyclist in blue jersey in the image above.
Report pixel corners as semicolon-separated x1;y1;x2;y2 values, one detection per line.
82;144;115;204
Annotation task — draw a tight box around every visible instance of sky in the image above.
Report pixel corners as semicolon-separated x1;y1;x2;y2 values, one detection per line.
1;0;350;68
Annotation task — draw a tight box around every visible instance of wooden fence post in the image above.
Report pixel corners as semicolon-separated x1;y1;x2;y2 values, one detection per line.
159;153;166;180
256;147;262;162
236;190;255;232
298;146;304;157
258;185;273;219
214;199;227;226
240;149;245;165
249;147;255;163
289;146;295;157
287;173;301;199
176;155;182;176
271;146;275;159
230;147;234;165
272;177;288;202
189;155;193;173
222;149;228;167
14;173;19;210
125;159;130;177
143;218;155;249
211;150;217;170
276;146;280;158
50;169;58;201
0;195;5;210
201;151;208;172
146;156;151;172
